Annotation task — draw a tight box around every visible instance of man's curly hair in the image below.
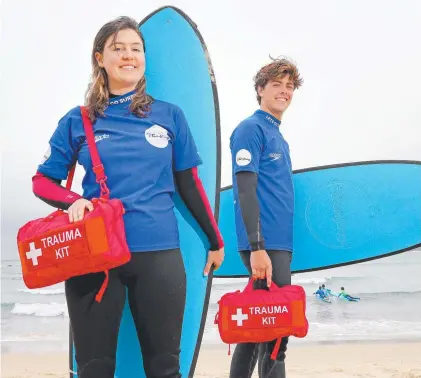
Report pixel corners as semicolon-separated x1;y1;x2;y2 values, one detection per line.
254;56;303;104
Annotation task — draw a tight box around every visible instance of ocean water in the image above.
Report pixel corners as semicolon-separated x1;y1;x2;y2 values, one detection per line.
2;249;421;354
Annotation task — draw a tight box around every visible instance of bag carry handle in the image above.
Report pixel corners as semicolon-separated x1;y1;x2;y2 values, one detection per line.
64;106;110;199
243;278;282;293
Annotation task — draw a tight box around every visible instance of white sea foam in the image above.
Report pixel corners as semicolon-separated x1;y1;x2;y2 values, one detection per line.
11;303;68;317
292;276;331;285
202;319;421;343
1;333;63;342
17;288;65;295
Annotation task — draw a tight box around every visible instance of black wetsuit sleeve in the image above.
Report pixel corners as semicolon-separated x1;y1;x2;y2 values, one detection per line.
174;167;224;251
235;171;265;251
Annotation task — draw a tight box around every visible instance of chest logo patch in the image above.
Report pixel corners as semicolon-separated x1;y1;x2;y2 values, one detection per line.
236;149;252;166
145;125;170;148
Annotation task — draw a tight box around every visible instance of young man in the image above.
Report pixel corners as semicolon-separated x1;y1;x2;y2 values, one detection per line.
229;57;303;378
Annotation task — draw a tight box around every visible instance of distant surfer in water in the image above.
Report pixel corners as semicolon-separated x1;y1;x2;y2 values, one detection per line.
321;283;330;296
228;57;303;378
314;286;327;299
32;16;224;378
340;287;360;301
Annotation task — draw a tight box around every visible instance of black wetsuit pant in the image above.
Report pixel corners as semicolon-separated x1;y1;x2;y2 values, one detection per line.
66;249;186;378
229;250;292;378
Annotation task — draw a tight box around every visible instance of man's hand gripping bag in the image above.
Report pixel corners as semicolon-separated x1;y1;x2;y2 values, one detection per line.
214;280;309;359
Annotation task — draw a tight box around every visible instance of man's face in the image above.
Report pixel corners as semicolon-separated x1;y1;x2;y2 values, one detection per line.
258;75;294;117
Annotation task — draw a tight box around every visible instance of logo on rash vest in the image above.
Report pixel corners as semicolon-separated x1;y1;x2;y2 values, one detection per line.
41;145;51;163
236;149;252;166
94;134;109;143
265;115;280;128
145;125;170;148
269;152;282;161
109;94;135;105
231;305;289;327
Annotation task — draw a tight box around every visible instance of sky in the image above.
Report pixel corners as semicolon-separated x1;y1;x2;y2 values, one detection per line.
1;0;421;259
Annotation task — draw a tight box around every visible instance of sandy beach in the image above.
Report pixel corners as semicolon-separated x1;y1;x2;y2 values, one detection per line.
2;341;421;378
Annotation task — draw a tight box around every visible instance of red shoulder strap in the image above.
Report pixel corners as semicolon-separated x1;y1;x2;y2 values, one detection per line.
65;165;76;191
64;106;110;199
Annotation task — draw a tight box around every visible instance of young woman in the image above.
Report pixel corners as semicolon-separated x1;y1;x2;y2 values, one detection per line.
32;16;224;378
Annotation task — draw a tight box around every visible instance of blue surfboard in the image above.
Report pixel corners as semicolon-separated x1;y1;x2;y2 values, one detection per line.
215;161;421;277
327;290;360;302
70;6;221;378
315;295;332;303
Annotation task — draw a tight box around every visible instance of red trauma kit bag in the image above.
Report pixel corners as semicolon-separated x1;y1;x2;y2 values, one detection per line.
16;106;131;302
214;280;309;359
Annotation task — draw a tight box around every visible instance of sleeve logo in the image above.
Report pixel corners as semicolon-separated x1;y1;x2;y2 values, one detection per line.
236;149;252;166
41;145;51;163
